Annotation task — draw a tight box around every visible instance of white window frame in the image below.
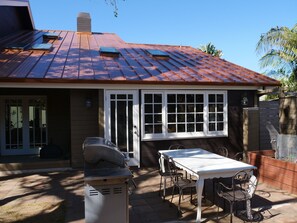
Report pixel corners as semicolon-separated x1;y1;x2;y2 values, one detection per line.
141;90;228;140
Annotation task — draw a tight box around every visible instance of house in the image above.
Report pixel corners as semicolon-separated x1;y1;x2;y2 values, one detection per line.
0;0;280;168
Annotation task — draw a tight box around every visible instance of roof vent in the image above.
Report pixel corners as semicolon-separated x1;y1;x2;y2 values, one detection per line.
77;12;91;33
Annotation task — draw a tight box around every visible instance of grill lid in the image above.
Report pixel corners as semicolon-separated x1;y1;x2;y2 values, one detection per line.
83;137;125;168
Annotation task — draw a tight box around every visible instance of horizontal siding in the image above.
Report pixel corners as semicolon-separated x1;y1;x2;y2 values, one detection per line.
70;89;99;167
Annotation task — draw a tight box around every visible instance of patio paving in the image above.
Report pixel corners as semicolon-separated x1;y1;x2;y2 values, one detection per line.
0;168;297;223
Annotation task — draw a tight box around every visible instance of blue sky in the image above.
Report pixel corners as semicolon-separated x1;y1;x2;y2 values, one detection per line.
29;0;296;74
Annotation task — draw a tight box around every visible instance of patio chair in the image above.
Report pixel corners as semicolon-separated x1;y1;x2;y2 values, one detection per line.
230;151;250;163
214;146;229;157
167;157;196;216
168;144;185;150
216;170;258;223
158;155;182;200
212;146;229;201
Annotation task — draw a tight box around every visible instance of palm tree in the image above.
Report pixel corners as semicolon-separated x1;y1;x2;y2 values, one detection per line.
256;24;297;80
198;43;223;57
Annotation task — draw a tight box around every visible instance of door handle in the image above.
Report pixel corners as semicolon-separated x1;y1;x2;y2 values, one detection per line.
133;126;139;136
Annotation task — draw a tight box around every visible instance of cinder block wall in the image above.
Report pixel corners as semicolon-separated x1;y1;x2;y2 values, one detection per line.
259;100;279;150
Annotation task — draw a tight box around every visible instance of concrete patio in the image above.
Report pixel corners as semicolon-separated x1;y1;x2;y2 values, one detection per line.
0;168;297;223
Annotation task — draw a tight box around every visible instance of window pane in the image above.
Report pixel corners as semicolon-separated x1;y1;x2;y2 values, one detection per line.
217;94;223;102
145;115;153;123
196;114;203;122
187;94;194;102
217;122;224;131
154;104;162;113
177;124;185;132
154;94;162;103
177;104;185;112
145;125;153;134
196;123;203;132
187;104;194;112
177;94;185;103
117;94;126;99
187;114;194;122
187;124;194;132
168;114;176;122
209;94;215;102
209;123;216;131
177;114;185;122
154;115;162;123
145;94;152;103
168;124;176;133
209;113;216;122
168;104;176;113
196;104;203;112
196;94;203;102
217;104;223;112
145;104;153;113
217;113;223;121
209;104;215;112
154;125;162;133
167;94;176;103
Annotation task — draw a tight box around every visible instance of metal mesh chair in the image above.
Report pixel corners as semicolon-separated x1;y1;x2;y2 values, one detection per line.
167;157;196;216
158;155;182;200
214;146;229;157
216;170;258;223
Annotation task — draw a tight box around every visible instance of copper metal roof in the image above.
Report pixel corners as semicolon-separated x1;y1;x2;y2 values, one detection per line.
0;30;280;87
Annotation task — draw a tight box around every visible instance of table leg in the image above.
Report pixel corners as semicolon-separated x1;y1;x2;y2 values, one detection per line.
195;177;204;223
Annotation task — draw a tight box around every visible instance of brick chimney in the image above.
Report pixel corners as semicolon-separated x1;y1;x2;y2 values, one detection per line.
77;12;91;33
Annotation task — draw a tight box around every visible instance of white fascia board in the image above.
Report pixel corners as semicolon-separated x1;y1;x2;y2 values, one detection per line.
0;82;265;91
0;0;35;29
0;0;29;7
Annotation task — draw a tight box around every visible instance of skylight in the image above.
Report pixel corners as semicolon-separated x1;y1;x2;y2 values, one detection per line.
31;43;53;51
99;47;120;57
5;42;30;50
147;49;169;58
43;32;59;40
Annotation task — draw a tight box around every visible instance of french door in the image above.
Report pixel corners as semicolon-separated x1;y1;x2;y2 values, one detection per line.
0;97;47;155
104;90;140;167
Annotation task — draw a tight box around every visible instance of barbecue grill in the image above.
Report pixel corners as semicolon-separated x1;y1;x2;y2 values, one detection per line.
83;137;134;223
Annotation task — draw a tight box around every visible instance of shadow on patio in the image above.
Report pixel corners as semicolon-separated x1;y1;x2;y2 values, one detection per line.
0;168;297;223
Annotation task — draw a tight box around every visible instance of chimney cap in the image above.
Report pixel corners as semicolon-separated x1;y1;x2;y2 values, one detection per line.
77;12;91;19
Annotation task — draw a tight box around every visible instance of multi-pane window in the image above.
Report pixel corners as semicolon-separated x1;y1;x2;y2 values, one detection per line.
167;93;204;133
142;90;227;140
143;93;163;134
208;94;224;132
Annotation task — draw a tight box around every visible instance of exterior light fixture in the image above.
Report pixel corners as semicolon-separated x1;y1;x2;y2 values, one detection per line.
241;96;248;106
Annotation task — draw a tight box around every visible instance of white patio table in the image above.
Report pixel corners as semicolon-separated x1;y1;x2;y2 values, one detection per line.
159;148;256;223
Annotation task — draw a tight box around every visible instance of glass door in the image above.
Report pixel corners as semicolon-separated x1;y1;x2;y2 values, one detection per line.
105;90;140;167
0;97;47;155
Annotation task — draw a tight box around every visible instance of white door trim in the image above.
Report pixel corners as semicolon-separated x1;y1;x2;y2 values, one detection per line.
104;90;140;167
